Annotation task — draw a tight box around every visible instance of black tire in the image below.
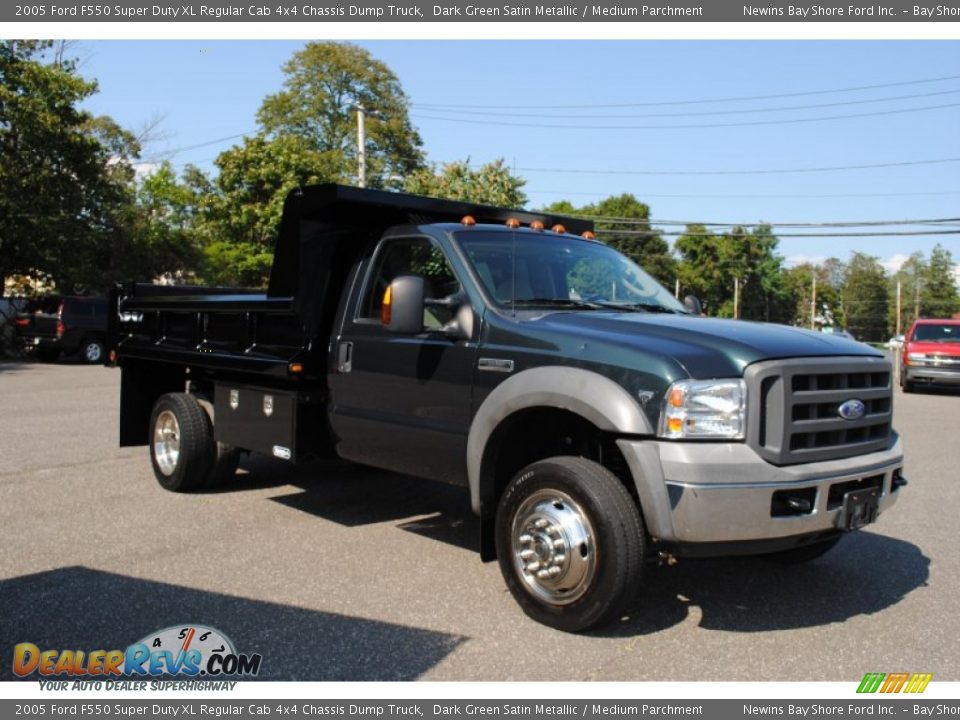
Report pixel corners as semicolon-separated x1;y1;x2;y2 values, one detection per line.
80;337;105;364
148;393;215;492
495;456;645;632
762;536;842;564
901;378;916;393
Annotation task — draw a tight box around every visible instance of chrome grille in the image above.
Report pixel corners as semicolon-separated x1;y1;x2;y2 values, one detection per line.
745;356;893;466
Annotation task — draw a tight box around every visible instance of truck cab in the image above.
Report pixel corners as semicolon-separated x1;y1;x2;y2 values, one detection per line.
110;185;905;632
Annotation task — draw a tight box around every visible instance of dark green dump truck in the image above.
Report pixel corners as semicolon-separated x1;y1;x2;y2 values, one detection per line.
109;185;905;631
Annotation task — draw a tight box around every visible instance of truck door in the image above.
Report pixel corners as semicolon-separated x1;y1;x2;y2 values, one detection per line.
328;235;476;485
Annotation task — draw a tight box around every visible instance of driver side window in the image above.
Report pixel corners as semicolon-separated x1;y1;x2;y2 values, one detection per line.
359;237;460;328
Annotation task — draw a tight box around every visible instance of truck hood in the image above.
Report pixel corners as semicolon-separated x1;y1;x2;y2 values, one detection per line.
905;341;960;356
531;312;883;378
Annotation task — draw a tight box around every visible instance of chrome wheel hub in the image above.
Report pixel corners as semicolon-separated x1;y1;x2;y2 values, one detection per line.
85;343;102;362
511;489;596;605
153;410;180;476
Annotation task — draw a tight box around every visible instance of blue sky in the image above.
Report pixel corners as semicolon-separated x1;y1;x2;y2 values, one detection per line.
76;40;960;271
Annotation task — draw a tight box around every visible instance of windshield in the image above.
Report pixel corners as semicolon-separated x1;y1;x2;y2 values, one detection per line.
913;323;960;342
454;231;686;314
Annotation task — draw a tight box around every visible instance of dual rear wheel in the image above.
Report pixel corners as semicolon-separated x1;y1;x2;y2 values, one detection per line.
149;393;241;492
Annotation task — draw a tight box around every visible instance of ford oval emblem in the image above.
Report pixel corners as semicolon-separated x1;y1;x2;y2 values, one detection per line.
838;399;866;421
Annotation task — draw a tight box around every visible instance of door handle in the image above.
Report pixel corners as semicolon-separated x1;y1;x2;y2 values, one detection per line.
337;341;353;373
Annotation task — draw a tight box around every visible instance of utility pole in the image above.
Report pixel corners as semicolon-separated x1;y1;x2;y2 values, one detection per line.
674;278;680;299
896;279;902;336
914;280;921;322
733;276;740;320
810;274;817;330
356;104;367;188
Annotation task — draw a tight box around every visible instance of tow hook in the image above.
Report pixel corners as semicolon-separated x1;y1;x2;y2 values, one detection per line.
658;551;679;566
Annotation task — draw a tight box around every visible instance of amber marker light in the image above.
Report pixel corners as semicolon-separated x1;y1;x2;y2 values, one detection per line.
667;386;686;408
530;221;545;231
582;231;596;240
288;362;304;375
381;286;392;325
505;218;520;229
461;215;476;226
552;224;566;234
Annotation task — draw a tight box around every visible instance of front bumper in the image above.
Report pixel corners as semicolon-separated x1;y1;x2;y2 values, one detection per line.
903;365;960;386
616;435;904;547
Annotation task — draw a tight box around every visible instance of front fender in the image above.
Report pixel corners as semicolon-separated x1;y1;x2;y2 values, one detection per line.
467;366;653;515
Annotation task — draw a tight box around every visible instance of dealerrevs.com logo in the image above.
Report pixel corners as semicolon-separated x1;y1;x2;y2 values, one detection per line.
13;625;262;679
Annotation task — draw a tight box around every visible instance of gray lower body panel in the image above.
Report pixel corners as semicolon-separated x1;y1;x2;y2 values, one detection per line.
903;366;960;385
617;436;904;544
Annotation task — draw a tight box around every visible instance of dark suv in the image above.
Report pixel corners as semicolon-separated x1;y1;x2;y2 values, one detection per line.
15;296;108;363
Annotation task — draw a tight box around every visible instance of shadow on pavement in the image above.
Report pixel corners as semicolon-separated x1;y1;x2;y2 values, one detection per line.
0;566;467;681
594;530;929;638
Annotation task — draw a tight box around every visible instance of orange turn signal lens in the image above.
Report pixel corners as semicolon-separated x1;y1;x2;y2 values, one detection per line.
667;417;684;434
461;215;476;226
582;231;596;240
288;362;304;374
551;224;566;234
530;221;544;231
505;218;520;229
667;386;685;408
381;286;392;325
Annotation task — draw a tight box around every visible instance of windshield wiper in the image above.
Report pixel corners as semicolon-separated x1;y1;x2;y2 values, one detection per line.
612;301;685;314
509;298;612;311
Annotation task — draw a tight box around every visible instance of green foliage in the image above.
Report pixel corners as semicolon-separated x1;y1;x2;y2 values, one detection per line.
922;244;960;318
404;158;527;207
674;224;791;321
257;41;424;189
783;262;844;329
542;194;676;288
842;253;888;342
0;40;140;291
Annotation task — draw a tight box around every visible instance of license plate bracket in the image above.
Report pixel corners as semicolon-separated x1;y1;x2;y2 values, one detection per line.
840;487;880;530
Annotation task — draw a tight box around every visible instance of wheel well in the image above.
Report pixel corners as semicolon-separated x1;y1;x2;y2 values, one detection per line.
478;407;639;559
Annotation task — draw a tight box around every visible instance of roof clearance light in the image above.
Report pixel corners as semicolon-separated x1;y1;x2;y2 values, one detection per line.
552;224;566;234
461;215;476;226
505;218;520;229
530;221;545;231
582;231;596;240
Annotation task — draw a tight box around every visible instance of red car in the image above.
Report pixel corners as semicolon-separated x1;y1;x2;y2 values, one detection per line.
900;318;960;392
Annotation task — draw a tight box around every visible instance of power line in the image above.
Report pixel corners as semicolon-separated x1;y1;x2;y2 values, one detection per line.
413;101;960;130
599;229;960;238
576;216;960;228
527;189;960;199
413;73;960;110
516;157;960;177
415;88;960;120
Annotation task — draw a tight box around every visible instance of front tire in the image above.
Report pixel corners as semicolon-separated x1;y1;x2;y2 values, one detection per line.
149;393;215;492
495;456;645;632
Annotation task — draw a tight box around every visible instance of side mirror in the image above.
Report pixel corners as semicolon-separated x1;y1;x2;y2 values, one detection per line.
683;294;703;316
381;275;425;333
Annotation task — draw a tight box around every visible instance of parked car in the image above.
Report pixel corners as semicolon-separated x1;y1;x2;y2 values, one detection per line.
16;296;108;363
900;319;960;392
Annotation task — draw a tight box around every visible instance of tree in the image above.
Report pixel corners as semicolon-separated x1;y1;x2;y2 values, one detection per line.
404;158;527;207
842;253;888;342
542;194;676;288
257;41;424;189
921;243;959;318
0;40;140;291
674;224;789;321
887;252;925;336
191;42;427;286
784;262;844;330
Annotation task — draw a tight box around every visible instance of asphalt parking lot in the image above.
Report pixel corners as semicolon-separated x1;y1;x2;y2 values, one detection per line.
1;359;958;682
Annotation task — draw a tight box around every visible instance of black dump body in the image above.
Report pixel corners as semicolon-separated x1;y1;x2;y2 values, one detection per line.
110;184;591;383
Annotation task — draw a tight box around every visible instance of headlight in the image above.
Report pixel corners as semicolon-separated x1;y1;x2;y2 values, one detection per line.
907;352;927;363
658;379;746;440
